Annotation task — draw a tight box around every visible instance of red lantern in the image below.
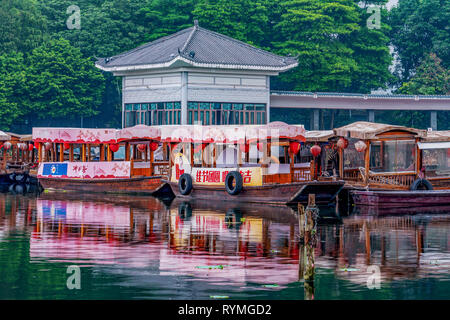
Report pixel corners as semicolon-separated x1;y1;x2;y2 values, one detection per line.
150;142;159;152
44;142;52;150
355;140;367;153
337;138;348;149
3;142;11;150
28;144;34;151
109;143;119;152
310;145;321;157
63;143;71;150
137;144;146;152
0;143;3;149
289;141;301;154
239;143;249;153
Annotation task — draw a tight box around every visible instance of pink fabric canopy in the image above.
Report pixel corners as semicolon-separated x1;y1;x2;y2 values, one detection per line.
33;125;161;144
32;128;119;144
32;123;305;144
160;122;305;144
117;125;161;142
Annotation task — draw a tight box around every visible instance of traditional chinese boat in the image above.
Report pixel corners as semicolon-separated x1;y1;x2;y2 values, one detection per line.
162;122;345;205
334;121;450;208
0;131;38;184
33;125;171;195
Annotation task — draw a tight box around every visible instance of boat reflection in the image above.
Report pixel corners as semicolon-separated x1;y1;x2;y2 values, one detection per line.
0;192;448;299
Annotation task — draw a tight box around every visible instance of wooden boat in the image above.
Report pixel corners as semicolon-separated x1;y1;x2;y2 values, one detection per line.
33;125;171;195
0;131;38;184
334;121;450;207
417;130;450;189
161;122;344;205
351;189;450;208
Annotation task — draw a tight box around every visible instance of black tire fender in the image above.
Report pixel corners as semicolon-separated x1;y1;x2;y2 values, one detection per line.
410;178;433;191
178;173;193;195
225;171;243;195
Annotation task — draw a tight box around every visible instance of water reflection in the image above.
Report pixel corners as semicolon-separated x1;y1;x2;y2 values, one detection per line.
0;192;449;299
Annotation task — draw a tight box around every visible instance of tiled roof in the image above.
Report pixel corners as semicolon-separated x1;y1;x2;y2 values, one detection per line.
271;90;450;100
96;23;297;72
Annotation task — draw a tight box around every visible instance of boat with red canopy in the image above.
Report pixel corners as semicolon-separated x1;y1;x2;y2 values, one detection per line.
161;122;345;205
32;125;171;195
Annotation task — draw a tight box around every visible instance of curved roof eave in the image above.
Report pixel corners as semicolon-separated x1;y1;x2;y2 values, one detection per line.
96;56;298;73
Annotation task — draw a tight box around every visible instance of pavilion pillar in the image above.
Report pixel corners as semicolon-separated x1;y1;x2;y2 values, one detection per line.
313;109;319;130
430;111;437;130
181;71;188;125
368;110;375;122
266;76;271;123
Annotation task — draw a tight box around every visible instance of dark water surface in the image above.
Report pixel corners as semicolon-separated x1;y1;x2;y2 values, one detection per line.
0;191;449;300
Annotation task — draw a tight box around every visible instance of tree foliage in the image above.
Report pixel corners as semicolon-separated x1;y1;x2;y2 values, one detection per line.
398;53;450;95
389;0;450;82
25;39;105;123
0;0;47;54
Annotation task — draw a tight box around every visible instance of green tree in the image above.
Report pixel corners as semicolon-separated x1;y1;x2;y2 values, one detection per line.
389;0;450;82
398;53;449;95
0;52;27;131
192;0;272;48
24;39;105;126
344;1;394;92
273;0;360;92
0;0;47;54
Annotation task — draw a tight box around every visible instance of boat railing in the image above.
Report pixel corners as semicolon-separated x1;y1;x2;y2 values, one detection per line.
292;166;312;182
153;161;170;178
367;171;416;188
343;168;362;182
130;160;170;178
344;168;416;188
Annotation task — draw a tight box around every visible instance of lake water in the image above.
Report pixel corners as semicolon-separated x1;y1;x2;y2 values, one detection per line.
0;191;449;300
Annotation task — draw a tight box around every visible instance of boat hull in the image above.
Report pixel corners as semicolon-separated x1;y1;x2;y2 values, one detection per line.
167;180;345;205
39;176;166;195
350;189;450;208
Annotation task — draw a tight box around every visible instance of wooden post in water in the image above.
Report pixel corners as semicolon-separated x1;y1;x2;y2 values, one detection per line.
298;203;305;240
298;194;318;300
